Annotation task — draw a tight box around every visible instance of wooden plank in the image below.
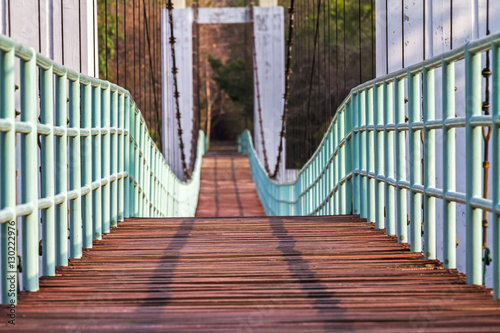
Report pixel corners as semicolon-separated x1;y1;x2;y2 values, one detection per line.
4;151;500;331
196;151;266;217
5;215;500;331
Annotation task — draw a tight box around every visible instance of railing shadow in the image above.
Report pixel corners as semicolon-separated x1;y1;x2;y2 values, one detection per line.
135;218;196;308
230;156;244;216
268;216;346;330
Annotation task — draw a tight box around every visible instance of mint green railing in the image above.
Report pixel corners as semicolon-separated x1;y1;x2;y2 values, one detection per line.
0;34;205;305
240;32;500;299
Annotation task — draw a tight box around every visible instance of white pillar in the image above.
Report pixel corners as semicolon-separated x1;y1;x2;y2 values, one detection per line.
163;6;286;180
253;5;285;179
259;0;277;7
0;0;97;77
161;8;194;181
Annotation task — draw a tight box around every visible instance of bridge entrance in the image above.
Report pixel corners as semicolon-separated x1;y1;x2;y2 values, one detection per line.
161;3;286;180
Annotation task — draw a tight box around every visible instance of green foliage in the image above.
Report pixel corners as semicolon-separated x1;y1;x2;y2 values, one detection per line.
97;0;124;80
208;55;252;104
231;0;249;7
293;0;373;50
208;54;253;141
194;0;250;7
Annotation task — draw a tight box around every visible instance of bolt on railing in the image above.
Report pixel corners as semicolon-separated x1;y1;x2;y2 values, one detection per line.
240;32;500;299
0;34;206;305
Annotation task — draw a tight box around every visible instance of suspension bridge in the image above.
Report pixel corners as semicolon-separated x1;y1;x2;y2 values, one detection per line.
1;0;500;331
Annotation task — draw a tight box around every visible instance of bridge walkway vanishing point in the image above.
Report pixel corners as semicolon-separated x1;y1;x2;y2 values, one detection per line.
5;148;500;332
195;146;266;217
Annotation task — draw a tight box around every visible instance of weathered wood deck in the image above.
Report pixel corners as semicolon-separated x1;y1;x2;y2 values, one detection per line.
196;150;265;217
4;150;500;331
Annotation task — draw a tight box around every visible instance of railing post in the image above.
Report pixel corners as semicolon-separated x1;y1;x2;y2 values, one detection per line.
492;43;500;299
408;69;422;253
40;65;55;275
134;108;140;217
55;70;68;266
316;147;321;214
160;157;165;216
442;60;456;268
359;90;367;219
423;67;436;259
101;84;111;232
465;47;483;285
314;154;319;214
345;98;353;215
328;130;334;214
395;78;407;243
110;89;118;228
328;129;334;215
323;135;330;215
322;142;327;214
384;82;395;235
308;165;313;214
352;92;359;215
374;83;385;229
20;48;39;291
81;82;93;249
69;76;82;259
334;117;340;214
366;87;375;223
0;47;16;304
166;169;172;217
124;94;131;219
139;120;145;217
148;137;153;216
92;84;102;239
155;145;159;216
149;140;153;216
339;109;346;215
118;93;125;222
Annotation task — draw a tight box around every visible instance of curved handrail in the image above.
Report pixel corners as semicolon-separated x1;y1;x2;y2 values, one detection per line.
0;34;206;304
240;31;500;299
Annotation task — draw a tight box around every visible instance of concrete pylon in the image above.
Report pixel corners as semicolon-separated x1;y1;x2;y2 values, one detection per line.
172;0;186;9
161;5;285;180
259;0;277;7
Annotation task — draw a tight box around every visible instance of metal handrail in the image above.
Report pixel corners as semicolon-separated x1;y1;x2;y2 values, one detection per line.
0;34;206;305
240;31;500;299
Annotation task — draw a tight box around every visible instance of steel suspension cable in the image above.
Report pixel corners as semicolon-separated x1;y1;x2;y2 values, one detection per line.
343;0;346;91
305;0;322;156
269;0;295;178
124;0;127;87
359;0;362;83
133;0;136;97
105;0;107;78
116;0;119;85
335;0;338;108
482;0;492;278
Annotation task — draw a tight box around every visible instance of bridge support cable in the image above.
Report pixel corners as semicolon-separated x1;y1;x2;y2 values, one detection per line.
284;0;375;172
250;0;271;175
99;0;163;149
481;0;493;283
240;31;500;300
0;34;205;305
269;0;295;178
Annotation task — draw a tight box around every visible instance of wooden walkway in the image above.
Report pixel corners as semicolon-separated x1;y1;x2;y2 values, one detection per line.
196;150;265;217
4;150;500;331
